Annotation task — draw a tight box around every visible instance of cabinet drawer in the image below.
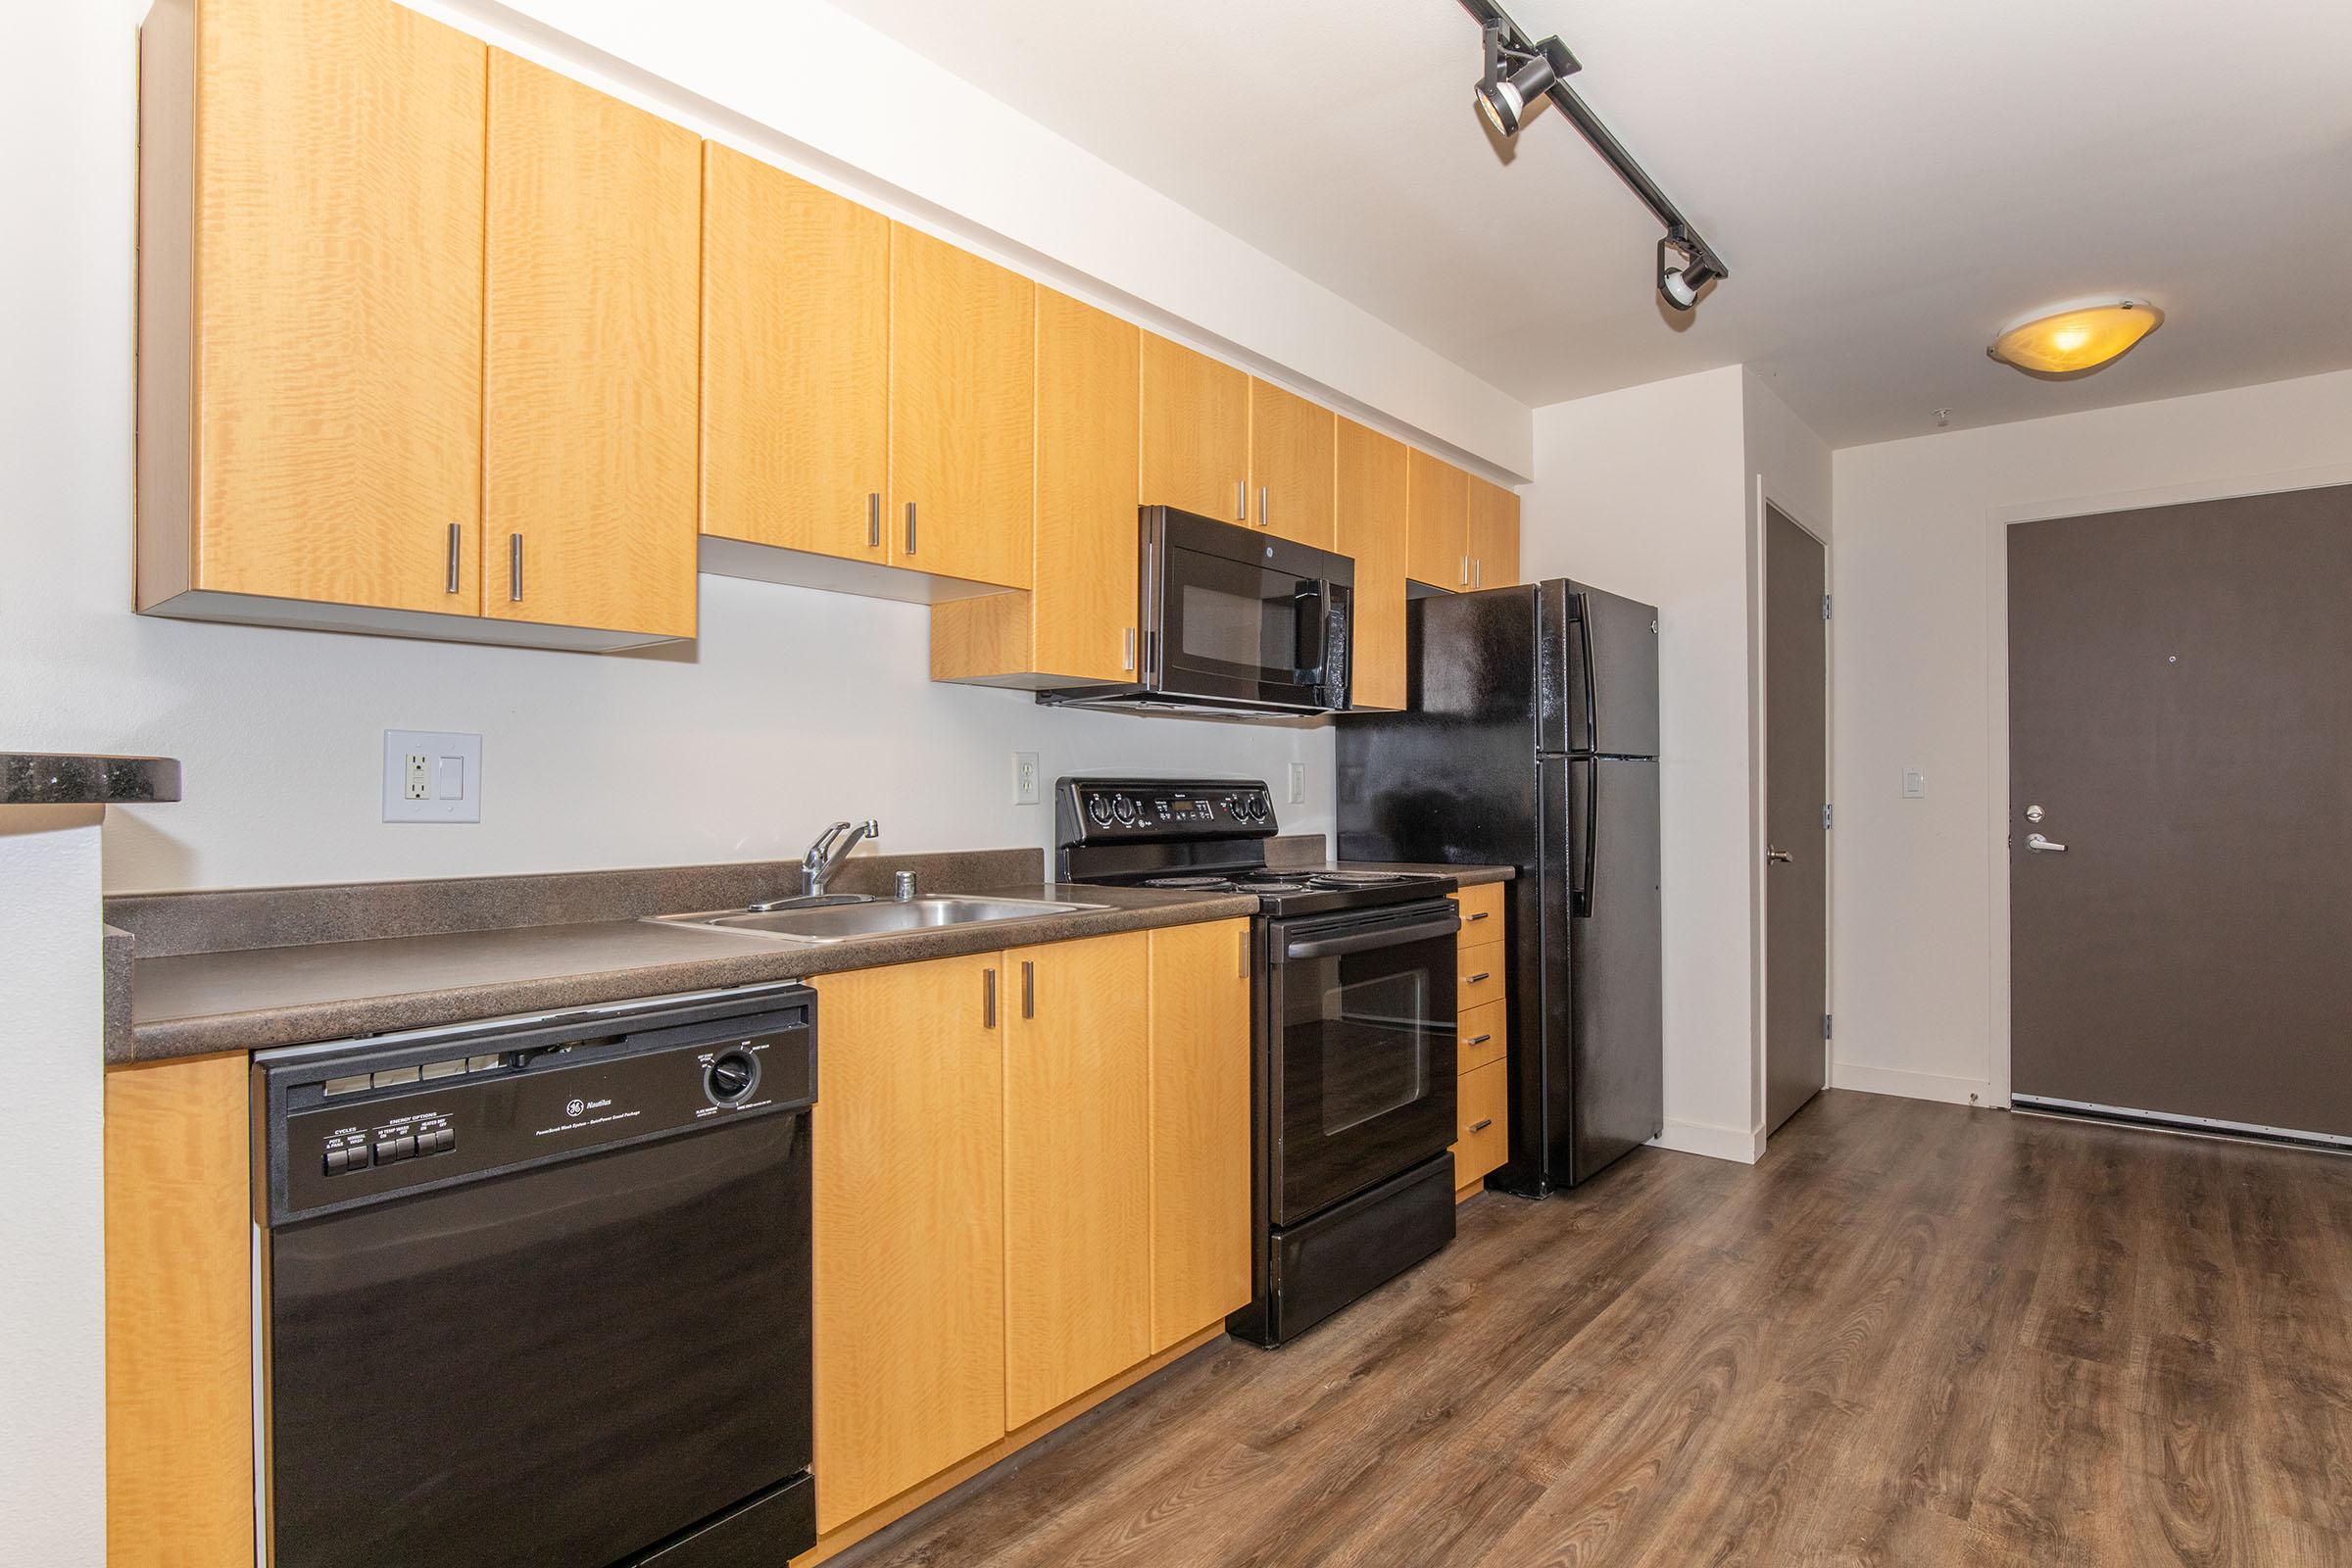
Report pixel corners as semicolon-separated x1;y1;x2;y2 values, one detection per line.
1449;881;1505;935
1456;942;1505;1011
1452;1059;1508;1191
1455;999;1507;1075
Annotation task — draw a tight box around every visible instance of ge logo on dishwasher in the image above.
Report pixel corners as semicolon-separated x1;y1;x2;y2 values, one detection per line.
565;1099;585;1117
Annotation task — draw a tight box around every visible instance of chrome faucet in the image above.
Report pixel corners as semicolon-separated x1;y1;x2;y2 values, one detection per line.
803;819;880;897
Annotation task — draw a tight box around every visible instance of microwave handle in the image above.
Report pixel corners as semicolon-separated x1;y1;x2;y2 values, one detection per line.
1284;913;1460;960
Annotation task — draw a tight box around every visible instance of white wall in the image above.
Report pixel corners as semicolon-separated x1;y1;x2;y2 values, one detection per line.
1831;368;2352;1104
0;0;1561;896
0;810;107;1562
1522;367;1763;1160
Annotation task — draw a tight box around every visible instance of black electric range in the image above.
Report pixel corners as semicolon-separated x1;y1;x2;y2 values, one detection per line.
1057;777;1463;1346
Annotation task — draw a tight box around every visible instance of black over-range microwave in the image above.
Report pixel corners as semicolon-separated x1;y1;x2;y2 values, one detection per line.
1040;507;1353;717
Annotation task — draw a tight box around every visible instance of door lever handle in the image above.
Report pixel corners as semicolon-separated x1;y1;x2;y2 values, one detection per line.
2026;833;2067;854
1767;846;1793;864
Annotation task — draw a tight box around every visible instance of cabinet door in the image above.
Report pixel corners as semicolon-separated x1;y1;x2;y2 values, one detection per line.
1336;417;1409;710
181;0;486;615
1248;379;1336;549
1003;932;1152;1427
1140;336;1249;523
1406;447;1470;591
701;145;890;564
890;224;1034;589
809;956;1007;1530
1470;475;1522;589
1148;919;1254;1350
483;51;700;638
1032;289;1142;681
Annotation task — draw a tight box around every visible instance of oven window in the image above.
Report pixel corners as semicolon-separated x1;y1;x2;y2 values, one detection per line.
1319;970;1431;1135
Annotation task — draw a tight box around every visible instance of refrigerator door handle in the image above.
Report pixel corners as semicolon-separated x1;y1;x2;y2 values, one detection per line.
1576;591;1599;757
1577;758;1600;919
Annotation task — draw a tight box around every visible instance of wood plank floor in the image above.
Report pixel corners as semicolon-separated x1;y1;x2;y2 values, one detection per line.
838;1091;2352;1567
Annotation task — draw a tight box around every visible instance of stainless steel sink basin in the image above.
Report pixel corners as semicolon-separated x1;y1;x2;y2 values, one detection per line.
649;894;1107;944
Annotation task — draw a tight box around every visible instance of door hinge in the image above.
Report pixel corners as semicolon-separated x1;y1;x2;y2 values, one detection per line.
1824;1012;1834;1041
1822;593;1832;620
1822;803;1834;830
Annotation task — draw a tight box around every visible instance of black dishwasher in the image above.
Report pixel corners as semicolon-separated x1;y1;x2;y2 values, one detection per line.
254;983;818;1567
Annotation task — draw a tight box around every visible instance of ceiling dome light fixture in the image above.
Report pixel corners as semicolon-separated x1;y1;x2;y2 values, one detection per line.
1475;21;1572;137
1989;299;2165;374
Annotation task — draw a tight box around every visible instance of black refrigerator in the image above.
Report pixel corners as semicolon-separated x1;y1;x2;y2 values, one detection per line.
1337;579;1663;1194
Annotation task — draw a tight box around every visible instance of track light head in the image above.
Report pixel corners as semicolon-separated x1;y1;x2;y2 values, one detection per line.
1656;229;1721;313
1475;23;1571;137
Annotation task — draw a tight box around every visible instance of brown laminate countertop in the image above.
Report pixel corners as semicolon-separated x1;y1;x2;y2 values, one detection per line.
1334;859;1515;886
127;882;1256;1062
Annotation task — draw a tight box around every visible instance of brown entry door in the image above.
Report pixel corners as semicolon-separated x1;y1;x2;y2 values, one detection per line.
1765;506;1829;1135
2009;483;2352;1141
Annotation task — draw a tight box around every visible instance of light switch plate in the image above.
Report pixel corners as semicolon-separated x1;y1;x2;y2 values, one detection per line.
1902;766;1927;800
384;730;481;823
1012;752;1041;807
1288;761;1306;805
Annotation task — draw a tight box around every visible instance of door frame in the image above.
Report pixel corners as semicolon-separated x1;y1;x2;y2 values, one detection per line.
1751;480;1834;1150
1980;461;2352;1110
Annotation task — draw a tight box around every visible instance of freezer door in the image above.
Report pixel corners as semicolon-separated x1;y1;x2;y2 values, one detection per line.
1553;582;1662;759
1555;753;1665;1184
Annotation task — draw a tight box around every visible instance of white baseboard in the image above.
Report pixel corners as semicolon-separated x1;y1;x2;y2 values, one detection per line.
1646;1118;1765;1164
1830;1059;1997;1108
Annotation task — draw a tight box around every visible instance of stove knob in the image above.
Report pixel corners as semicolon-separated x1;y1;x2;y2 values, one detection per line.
1112;795;1138;825
1086;794;1113;827
706;1051;759;1106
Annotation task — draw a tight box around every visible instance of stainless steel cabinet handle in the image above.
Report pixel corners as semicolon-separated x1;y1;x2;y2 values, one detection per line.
1020;959;1035;1019
1767;846;1793;864
508;533;522;602
905;501;917;556
1258;486;1270;529
983;967;998;1029
2026;833;2068;854
1465;1033;1494;1048
867;492;881;549
445;523;462;594
1468;1118;1494;1135
1238;928;1250;979
1123;627;1137;672
1235;479;1247;521
1460;555;1471;588
1474;558;1484;587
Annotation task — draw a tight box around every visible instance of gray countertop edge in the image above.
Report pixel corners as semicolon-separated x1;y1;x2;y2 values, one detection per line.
121;888;1260;1064
1;754;181;805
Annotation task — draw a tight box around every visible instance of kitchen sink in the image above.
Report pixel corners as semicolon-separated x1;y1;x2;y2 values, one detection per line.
649;894;1107;943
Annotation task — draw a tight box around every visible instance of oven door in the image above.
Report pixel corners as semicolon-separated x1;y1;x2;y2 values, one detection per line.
1267;901;1460;1224
1152;514;1349;710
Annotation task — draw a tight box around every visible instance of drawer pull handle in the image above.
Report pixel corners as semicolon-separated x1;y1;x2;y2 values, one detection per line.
1467;910;1491;921
1466;1034;1493;1048
1466;971;1492;984
1468;1118;1494;1135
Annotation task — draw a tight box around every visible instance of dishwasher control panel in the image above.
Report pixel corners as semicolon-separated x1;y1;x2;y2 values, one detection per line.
259;989;816;1224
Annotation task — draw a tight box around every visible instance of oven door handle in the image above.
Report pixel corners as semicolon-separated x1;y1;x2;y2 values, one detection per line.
1283;914;1461;960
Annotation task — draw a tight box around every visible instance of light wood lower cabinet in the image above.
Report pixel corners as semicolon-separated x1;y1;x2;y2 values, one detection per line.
1453;1057;1510;1194
1147;918;1254;1350
809;954;1007;1532
1004;933;1152;1426
105;1053;254;1568
808;918;1251;1543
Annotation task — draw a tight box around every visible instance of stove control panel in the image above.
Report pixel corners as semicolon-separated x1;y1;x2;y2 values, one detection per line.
1057;778;1278;844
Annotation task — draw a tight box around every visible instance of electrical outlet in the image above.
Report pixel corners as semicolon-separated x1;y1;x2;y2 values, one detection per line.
384;730;482;823
1288;761;1306;805
1012;752;1041;807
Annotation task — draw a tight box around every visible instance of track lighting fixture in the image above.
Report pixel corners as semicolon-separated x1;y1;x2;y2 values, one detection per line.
1656;227;1722;313
1475;21;1573;137
1455;0;1732;311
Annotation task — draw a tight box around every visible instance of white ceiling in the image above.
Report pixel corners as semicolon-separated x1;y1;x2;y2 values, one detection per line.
825;0;2352;447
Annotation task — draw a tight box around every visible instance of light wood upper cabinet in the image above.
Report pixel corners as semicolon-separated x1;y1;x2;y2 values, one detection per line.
890;224;1035;590
701;145;890;565
482;51;700;640
810;954;1008;1532
139;0;486;620
1248;379;1336;549
1470;475;1522;589
1141;336;1250;523
1004;933;1153;1427
1336;417;1410;710
1148;919;1255;1350
1406;447;1471;591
